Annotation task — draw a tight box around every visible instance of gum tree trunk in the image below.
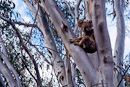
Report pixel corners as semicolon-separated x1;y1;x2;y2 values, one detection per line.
114;0;125;87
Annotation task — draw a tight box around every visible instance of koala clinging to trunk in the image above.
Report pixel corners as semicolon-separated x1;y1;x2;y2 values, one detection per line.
69;20;97;53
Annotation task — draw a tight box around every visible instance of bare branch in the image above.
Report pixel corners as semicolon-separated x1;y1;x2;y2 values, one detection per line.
91;0;113;86
64;0;75;18
26;0;40;44
117;65;130;87
84;0;92;20
75;0;82;20
20;49;37;82
113;0;125;86
15;21;38;27
74;0;82;35
28;41;52;65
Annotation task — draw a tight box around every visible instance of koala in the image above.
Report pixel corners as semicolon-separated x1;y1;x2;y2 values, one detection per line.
70;20;97;53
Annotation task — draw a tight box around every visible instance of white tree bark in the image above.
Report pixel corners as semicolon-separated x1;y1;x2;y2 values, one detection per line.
0;59;16;87
91;0;114;86
114;0;125;87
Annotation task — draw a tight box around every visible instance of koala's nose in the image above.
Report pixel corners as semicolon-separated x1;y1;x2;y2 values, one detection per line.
83;26;87;31
83;26;89;30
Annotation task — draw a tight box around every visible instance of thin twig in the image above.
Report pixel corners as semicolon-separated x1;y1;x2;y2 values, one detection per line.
28;41;52;65
26;1;40;44
29;44;66;56
20;49;37;82
15;21;44;38
117;65;130;87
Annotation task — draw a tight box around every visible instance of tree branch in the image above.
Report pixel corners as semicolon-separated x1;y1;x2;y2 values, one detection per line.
74;0;82;35
26;0;40;44
117;65;130;87
0;34;22;87
0;60;16;87
0;72;6;87
64;0;75;18
0;15;42;87
20;49;37;82
15;21;38;27
28;41;52;65
75;0;82;20
71;63;78;87
64;51;74;87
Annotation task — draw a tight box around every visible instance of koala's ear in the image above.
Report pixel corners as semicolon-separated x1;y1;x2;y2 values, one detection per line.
78;20;83;27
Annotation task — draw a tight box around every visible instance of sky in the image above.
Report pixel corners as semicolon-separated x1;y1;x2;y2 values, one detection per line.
13;0;31;22
13;0;130;58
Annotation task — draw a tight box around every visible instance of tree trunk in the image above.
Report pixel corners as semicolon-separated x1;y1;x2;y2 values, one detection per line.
90;0;114;86
114;0;125;87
